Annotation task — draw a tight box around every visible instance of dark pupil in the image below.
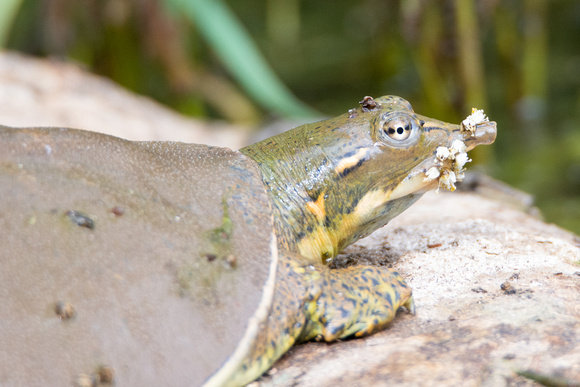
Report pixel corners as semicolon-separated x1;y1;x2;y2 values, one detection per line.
387;124;410;136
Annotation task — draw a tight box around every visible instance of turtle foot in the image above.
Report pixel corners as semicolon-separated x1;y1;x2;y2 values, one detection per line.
300;265;413;342
404;293;416;315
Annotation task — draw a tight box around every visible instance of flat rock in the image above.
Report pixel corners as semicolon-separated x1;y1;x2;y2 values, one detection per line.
0;52;246;148
260;191;580;386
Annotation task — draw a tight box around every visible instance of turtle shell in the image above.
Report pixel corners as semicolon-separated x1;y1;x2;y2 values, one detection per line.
0;126;278;386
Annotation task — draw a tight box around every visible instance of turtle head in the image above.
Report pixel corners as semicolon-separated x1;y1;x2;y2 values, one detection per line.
360;95;497;200
241;95;497;264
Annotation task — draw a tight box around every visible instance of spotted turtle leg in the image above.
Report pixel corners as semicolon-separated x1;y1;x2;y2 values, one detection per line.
299;262;414;342
231;254;414;385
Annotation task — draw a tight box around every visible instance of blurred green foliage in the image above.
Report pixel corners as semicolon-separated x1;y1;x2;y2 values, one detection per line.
0;0;23;46
2;0;580;234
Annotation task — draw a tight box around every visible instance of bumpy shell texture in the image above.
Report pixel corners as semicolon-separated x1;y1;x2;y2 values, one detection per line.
0;126;277;386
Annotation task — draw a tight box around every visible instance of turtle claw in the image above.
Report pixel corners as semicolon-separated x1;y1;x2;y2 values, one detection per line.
404;294;416;315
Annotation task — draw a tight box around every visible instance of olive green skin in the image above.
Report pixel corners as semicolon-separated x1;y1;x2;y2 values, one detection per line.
241;95;494;265
0;96;496;387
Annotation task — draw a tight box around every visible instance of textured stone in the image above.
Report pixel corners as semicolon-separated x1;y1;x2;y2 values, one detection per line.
262;191;580;386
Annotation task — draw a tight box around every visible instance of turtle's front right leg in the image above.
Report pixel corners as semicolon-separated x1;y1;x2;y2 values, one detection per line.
227;254;413;386
299;262;415;342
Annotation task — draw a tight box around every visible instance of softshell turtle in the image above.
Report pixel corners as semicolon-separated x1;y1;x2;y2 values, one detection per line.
0;96;496;386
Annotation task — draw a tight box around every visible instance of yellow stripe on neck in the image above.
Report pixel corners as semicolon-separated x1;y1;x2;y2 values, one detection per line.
305;190;326;222
298;188;392;264
334;148;369;175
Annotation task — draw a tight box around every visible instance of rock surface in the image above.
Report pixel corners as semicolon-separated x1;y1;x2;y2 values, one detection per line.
260;191;580;386
0;51;246;148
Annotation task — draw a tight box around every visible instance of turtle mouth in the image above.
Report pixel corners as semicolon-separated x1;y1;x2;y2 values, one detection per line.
387;119;497;200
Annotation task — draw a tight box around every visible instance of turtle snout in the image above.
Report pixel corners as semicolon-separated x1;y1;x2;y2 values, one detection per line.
463;121;497;151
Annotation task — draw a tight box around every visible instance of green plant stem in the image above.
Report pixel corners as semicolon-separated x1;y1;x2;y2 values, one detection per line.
165;0;319;119
454;0;486;109
0;0;24;47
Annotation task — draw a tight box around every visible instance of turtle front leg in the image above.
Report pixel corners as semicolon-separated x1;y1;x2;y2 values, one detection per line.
226;252;313;386
299;262;415;342
227;254;413;386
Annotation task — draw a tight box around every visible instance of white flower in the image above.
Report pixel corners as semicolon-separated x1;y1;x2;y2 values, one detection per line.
447;170;457;184
439;170;458;191
424;167;441;182
469;108;489;124
436;146;450;161
449;139;466;155
461;108;489;134
454;152;471;169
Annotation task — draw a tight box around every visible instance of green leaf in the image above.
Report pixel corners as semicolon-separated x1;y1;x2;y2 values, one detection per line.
165;0;319;119
0;0;24;47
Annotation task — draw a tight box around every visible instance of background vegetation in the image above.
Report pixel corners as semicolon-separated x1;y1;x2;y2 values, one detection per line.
2;0;579;234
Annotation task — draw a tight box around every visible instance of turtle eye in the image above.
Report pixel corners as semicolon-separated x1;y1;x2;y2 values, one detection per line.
374;113;421;147
383;118;412;141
